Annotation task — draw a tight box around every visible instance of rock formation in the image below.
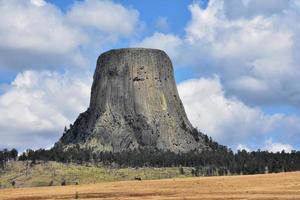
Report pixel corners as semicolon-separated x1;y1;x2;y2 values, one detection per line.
55;48;210;153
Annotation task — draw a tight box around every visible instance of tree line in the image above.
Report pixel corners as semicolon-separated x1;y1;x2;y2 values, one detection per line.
2;129;300;176
0;148;18;169
16;146;300;176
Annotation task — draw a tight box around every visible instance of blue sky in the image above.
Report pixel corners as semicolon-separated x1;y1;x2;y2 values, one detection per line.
0;0;300;152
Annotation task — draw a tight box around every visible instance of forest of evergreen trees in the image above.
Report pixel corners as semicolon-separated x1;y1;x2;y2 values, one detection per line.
1;146;300;176
14;144;300;176
2;131;300;176
9;146;300;176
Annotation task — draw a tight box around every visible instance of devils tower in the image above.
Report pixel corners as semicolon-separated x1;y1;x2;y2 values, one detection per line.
55;48;210;153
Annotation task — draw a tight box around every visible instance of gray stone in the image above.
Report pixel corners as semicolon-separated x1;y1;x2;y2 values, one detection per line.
55;48;210;153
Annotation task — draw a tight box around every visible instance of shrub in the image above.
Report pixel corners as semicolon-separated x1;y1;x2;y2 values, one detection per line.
61;180;66;186
179;167;184;175
48;180;53;186
75;191;79;199
11;180;16;187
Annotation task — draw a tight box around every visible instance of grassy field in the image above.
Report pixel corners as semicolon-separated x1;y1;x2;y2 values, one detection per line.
1;171;300;199
0;161;193;188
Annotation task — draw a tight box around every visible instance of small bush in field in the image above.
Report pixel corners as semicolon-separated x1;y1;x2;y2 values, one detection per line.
75;191;79;199
61;180;66;186
11;180;16;187
48;180;54;186
179;167;184;175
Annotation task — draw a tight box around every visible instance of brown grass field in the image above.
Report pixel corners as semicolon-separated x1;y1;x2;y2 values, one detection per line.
1;171;300;200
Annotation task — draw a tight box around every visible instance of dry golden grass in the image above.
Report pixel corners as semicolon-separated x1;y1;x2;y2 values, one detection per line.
1;171;300;200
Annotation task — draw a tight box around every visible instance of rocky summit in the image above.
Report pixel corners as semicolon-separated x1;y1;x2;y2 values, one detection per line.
55;48;210;153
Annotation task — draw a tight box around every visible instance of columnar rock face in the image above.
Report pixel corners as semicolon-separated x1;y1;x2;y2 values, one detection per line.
55;48;209;153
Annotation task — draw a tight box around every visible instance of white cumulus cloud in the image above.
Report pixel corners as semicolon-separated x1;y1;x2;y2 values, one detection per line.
177;77;300;150
0;0;140;70
0;70;91;151
137;0;300;108
67;0;140;38
264;139;293;153
30;0;46;7
132;32;183;65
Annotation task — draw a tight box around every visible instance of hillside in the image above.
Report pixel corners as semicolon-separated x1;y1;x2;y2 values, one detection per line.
0;161;193;188
1;171;300;199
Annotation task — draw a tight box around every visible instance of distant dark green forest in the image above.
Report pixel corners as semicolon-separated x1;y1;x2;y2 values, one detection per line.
2;131;300;176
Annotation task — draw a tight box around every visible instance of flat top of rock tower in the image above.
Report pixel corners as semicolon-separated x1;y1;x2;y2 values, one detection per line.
100;48;167;57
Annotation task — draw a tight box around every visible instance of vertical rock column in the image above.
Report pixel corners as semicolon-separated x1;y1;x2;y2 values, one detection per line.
56;48;209;153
